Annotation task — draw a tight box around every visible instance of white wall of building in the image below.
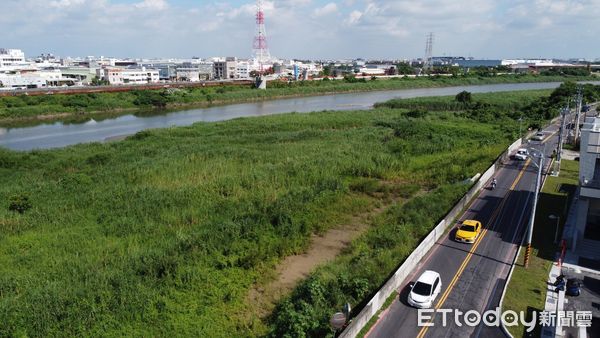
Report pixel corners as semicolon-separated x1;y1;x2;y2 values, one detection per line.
0;73;46;89
97;67;160;85
0;49;26;69
356;67;386;75
176;68;200;82
236;61;250;79
214;59;237;79
580;117;600;184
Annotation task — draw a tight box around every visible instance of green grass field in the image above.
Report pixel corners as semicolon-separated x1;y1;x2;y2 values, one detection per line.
376;89;552;112
0;87;580;336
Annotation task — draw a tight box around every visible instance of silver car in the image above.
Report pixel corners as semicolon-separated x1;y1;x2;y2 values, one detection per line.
532;132;545;141
514;148;528;161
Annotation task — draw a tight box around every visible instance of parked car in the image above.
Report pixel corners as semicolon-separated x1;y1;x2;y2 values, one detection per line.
566;278;581;296
532;132;545;141
455;220;482;243
514;148;528;161
408;270;442;308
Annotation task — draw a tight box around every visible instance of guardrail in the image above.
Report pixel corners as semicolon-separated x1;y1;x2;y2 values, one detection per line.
340;137;523;338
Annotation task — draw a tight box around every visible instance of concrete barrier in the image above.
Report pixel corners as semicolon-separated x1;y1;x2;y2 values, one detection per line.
340;138;522;338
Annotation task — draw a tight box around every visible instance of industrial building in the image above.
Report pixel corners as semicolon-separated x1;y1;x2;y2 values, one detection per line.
213;57;238;80
96;67;160;85
0;49;27;70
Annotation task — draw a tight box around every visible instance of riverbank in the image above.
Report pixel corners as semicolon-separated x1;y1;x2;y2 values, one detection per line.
0;74;595;126
0;88;567;336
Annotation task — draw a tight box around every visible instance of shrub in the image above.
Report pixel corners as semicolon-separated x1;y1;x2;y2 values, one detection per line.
8;194;32;214
132;90;169;108
406;108;428;118
455;90;472;104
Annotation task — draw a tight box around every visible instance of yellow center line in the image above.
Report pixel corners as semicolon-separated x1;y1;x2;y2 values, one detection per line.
415;160;530;338
541;130;558;144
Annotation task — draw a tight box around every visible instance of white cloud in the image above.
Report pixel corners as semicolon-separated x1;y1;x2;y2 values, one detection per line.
134;0;168;11
346;10;362;25
313;3;338;17
49;0;86;9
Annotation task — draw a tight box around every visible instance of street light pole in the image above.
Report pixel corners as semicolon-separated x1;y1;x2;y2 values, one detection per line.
518;115;523;139
557;106;567;163
524;153;544;268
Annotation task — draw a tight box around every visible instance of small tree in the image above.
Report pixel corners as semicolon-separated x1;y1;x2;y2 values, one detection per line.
455;91;472;104
396;62;415;75
91;76;109;86
9;194;32;214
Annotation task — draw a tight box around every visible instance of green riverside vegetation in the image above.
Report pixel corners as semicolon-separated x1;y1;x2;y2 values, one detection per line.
0;73;596;124
0;85;594;336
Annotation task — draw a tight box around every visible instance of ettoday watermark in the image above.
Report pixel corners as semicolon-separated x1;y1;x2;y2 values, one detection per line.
418;307;593;332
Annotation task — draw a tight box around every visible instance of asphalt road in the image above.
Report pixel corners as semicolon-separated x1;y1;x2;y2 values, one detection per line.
367;122;562;338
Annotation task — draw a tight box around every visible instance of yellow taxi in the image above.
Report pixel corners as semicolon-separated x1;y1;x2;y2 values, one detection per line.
455;220;482;243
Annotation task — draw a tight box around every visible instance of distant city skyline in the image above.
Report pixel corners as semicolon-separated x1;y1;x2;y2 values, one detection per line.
2;0;599;60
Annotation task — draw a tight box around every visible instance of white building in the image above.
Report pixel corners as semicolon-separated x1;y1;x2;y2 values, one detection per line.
97;67;160;85
176;68;201;82
0;69;74;89
175;61;214;82
0;49;27;69
213;57;238;80
60;67;98;85
236;61;250;79
0;73;46;89
571;115;600;259
356;67;386;76
197;62;214;80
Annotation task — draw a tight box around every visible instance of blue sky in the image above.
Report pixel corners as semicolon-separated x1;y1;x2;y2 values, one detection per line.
1;0;599;60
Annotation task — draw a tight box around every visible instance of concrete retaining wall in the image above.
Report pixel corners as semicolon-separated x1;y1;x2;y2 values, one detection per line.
340;138;522;338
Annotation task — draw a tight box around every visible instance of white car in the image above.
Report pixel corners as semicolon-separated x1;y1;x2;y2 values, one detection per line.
407;270;442;308
514;148;528;161
532;132;545;141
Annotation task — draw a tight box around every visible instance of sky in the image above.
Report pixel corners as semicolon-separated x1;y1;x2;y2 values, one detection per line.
1;0;599;60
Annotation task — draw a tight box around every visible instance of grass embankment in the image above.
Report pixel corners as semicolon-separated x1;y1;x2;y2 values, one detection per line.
376;89;552;112
0;89;543;337
0;73;595;124
503;160;579;337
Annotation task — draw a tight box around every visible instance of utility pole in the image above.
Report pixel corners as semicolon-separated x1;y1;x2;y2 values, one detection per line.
253;0;271;73
573;85;583;145
424;32;434;71
524;154;544;268
557;102;569;163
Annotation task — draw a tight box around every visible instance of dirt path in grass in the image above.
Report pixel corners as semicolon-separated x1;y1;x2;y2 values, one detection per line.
247;200;394;319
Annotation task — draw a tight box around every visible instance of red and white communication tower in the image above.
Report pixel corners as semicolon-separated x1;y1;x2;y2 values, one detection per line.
253;0;271;72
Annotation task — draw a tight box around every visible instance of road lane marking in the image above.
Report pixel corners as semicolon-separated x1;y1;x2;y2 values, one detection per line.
415;160;531;338
541;129;558;144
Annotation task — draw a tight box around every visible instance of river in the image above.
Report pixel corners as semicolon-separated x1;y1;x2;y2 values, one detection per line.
0;82;593;151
